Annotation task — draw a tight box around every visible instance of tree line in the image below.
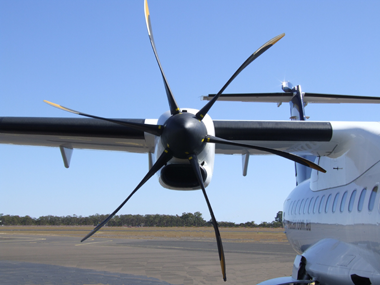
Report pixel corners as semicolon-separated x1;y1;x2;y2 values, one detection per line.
0;211;283;228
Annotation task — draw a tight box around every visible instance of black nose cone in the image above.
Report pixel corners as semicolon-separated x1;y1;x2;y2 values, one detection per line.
161;113;207;158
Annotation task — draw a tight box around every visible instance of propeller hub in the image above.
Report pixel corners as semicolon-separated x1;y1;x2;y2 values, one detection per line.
161;112;207;159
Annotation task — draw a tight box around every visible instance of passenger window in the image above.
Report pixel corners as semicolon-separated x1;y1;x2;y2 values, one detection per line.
308;197;314;214
318;195;325;213
294;200;300;215
325;194;332;213
340;191;348;213
299;199;304;215
348;190;357;212
332;193;340;213
369;186;378;211
303;198;309;214
357;188;367;212
313;196;320;214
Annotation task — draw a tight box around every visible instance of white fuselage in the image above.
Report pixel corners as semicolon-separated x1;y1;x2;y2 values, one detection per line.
284;144;380;283
284;164;380;259
278;121;380;284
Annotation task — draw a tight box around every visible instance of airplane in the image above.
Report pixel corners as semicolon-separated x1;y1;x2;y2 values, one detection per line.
204;82;380;284
1;1;380;284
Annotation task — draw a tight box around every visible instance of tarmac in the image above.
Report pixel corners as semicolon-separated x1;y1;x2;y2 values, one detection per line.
0;234;296;285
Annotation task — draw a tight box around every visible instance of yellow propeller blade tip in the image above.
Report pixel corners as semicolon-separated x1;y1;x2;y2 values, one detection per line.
44;100;77;114
266;33;285;47
44;100;60;108
144;0;150;31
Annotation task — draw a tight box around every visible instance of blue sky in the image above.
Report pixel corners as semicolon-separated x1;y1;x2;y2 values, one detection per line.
1;1;380;223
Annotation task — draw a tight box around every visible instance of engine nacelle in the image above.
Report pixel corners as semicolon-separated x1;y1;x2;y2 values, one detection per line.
155;108;215;191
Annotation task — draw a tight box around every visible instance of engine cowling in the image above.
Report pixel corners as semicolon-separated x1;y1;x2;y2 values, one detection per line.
155;109;215;190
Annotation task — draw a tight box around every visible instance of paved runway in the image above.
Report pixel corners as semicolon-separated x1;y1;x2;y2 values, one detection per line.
0;234;295;284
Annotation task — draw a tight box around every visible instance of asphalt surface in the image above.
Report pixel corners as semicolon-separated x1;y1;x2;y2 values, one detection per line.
0;260;173;285
0;234;296;284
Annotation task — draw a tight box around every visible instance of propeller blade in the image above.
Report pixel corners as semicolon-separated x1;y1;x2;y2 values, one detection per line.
205;135;326;173
196;33;285;120
81;149;173;242
144;0;180;116
44;100;163;136
188;154;226;282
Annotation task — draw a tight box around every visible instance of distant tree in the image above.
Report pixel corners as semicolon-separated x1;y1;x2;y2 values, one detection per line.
193;211;206;226
180;212;194;226
0;212;285;228
275;211;283;223
242;221;256;228
20;215;34;225
258;221;269;227
270;221;283;228
218;221;236;227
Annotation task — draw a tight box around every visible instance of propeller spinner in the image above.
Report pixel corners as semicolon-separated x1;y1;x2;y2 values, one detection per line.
44;0;326;282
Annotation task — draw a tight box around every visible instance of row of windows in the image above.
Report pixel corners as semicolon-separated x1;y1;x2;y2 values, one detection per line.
289;185;378;216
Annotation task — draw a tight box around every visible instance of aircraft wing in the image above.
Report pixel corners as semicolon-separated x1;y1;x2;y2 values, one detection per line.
203;92;380;104
213;120;332;155
0;117;333;156
0;117;154;153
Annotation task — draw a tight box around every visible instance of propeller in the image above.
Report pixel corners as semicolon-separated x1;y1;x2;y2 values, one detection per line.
44;100;163;136
189;154;226;281
204;135;326;173
81;148;173;242
44;0;326;281
144;0;179;115
196;33;285;120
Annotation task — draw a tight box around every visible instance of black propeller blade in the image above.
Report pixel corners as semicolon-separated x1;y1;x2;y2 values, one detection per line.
144;0;180;115
81;149;173;242
205;135;326;173
196;33;285;120
188;154;226;281
44;100;163;136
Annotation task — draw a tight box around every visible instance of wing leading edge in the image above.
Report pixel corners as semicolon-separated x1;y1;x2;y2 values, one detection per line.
0;117;151;153
204;93;380;104
0;117;333;155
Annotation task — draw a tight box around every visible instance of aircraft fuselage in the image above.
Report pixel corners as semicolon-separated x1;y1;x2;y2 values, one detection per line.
284;161;380;283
